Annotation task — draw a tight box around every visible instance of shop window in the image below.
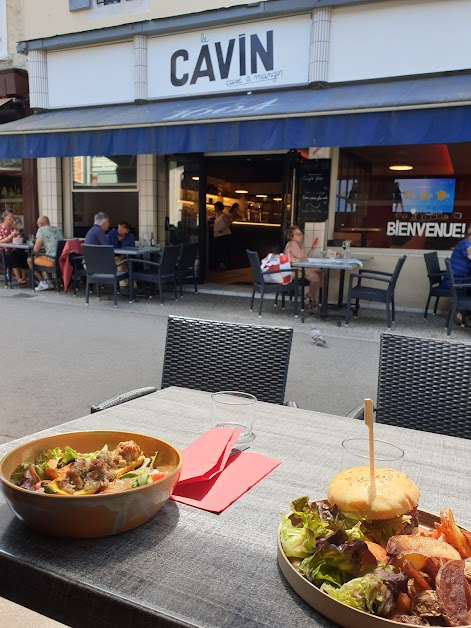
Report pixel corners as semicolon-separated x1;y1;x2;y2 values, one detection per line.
72;155;138;238
72;155;137;189
334;145;470;251
0;158;23;226
69;0;91;10
96;0;135;4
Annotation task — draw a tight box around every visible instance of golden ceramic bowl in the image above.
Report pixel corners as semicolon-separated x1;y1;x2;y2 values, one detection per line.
0;431;182;538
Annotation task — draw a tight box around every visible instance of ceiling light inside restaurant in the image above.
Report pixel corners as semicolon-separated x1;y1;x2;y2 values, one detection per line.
191;176;200;180
235;189;248;194
389;165;413;171
273;197;282;201
256;194;268;198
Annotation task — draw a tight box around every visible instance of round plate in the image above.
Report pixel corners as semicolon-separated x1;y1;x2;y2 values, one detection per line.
277;503;471;628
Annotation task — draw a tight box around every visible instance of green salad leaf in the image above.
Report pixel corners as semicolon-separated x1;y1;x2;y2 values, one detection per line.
10;462;32;486
299;540;377;587
321;567;407;617
280;502;335;559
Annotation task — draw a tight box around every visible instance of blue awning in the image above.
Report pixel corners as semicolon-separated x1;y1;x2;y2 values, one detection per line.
0;74;470;157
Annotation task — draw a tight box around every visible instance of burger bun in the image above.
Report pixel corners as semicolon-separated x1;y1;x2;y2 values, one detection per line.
327;466;420;521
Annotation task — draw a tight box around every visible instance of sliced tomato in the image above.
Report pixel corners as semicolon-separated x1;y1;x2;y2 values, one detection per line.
151;472;166;482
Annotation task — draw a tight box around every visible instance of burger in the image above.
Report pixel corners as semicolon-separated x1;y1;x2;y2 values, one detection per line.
327;466;421;545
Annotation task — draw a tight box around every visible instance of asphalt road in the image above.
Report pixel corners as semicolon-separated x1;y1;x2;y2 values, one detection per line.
1;284;465;444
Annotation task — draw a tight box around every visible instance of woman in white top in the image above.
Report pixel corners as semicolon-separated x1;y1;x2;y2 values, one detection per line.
284;224;322;309
213;202;231;269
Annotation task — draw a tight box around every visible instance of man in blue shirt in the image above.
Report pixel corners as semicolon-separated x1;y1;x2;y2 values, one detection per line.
449;228;471;278
107;221;135;249
84;212;110;245
448;225;471;326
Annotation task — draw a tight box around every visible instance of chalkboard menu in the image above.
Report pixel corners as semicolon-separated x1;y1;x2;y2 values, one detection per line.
298;158;331;223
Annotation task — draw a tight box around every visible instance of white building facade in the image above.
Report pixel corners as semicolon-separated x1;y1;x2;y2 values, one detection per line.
3;0;471;308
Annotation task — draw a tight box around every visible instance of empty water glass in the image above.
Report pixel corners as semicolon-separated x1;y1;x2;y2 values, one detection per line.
211;391;257;444
341;438;404;471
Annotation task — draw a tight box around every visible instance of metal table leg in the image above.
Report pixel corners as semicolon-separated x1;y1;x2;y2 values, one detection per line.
320;269;330;317
30;254;36;291
300;267;305;323
337;269;346;307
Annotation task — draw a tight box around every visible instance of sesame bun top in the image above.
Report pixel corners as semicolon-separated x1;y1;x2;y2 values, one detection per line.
327;466;420;521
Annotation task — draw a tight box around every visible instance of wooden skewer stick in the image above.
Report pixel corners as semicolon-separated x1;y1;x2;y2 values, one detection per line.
364;399;375;484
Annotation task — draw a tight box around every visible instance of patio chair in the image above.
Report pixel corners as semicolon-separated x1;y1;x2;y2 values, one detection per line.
444;257;471;336
90;315;296;412
32;239;66;293
247;249;295;317
347;332;471;439
128;244;180;304
345;256;406;328
82;245;129;307
423;251;450;318
175;242;198;297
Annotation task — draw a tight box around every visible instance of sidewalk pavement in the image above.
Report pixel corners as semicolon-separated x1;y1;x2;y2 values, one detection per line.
1;281;468;446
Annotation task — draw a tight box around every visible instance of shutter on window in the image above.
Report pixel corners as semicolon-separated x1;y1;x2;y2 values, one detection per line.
69;0;91;11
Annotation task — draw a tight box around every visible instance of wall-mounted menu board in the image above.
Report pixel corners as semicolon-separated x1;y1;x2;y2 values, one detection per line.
298;159;331;223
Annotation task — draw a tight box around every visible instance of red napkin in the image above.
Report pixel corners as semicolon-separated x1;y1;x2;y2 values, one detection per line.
177;427;240;485
170;428;281;513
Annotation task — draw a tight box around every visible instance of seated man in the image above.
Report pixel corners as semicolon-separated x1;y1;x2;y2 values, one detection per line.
446;223;471;326
27;216;64;291
84;212;110;245
107;221;135;249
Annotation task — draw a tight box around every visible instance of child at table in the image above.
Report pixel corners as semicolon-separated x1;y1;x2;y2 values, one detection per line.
284;225;322;309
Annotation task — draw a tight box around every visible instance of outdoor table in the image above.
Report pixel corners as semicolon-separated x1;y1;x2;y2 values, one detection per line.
293;255;374;322
115;245;161;257
0;241;35;290
0;386;469;628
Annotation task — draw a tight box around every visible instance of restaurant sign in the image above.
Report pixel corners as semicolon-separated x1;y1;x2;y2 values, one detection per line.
387;221;466;238
147;15;311;99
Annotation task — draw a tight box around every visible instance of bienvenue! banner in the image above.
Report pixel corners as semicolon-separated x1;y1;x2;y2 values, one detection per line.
387;221;466;238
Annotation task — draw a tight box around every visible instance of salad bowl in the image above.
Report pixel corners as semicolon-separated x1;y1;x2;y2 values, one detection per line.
0;430;182;538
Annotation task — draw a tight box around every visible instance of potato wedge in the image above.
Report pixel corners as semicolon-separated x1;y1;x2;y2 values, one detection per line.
387;535;461;561
439;509;471;559
390;552;428;572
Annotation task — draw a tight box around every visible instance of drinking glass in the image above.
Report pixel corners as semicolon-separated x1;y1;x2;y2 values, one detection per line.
342;240;352;259
211;391;257;443
341;438;404;471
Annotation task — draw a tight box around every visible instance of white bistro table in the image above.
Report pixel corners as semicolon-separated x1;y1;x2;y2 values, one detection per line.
293;255;374;322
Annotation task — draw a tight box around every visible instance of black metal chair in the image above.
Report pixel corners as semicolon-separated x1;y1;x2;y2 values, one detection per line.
247;249;296;317
32;239;66;293
128;244;180;304
345;256;406;328
90;315;296;412
444;257;471;336
82;245;129;307
423;251;450;318
175;242;198;297
347;332;471;439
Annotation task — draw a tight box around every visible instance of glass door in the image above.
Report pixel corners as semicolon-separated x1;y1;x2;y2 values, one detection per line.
167;154;206;280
